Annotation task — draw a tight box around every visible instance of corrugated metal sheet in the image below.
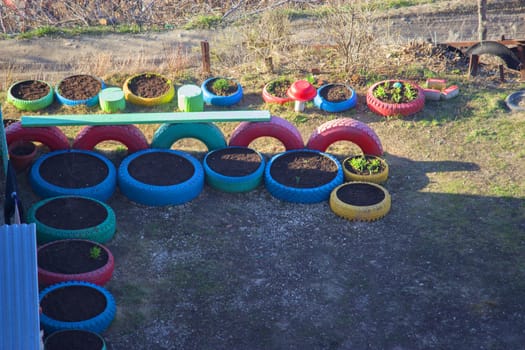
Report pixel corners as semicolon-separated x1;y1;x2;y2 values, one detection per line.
0;223;40;350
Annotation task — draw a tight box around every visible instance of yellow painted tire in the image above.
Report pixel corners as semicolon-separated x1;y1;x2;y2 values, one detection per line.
123;73;175;107
329;182;391;221
342;155;389;184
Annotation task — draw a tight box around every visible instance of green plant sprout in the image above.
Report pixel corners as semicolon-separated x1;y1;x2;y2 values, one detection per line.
348;156;382;174
212;78;233;95
89;246;102;260
373;81;418;103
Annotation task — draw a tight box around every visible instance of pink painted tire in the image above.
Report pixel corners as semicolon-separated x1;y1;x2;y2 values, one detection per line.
306;118;383;156
229;115;304;150
38;239;114;287
5;121;70;150
262;83;293;104
366;80;425;117
72;125;149;153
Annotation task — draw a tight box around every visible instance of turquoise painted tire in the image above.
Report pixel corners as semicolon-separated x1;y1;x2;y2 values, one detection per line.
29;149;117;201
7;80;54;111
314;83;357;113
203;146;265;193
201;77;243;106
264;149;344;204
26;195;116;244
44;329;107;350
56;75;105;107
118;149;204;206
151;122;227;151
39;281;116;335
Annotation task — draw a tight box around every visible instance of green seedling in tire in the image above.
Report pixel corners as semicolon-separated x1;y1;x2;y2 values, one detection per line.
89;246;102;260
349;156;382;175
212;78;235;96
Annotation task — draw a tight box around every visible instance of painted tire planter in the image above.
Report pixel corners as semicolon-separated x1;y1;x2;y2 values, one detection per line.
262;79;293;104
72;125;149;153
229;115;304;150
203;146;265;193
314;83;357;113
342;154;389;184
5;121;70;151
38;239;114;287
26;195;116;244
505;90;525;112
39;281;116;334
29;149;117;202
329;182;391;221
306;118;383;155
265;149;343;204
118;149;204;206
56;74;105;107
99;87;126;112
44;329;107;350
151;122;227;150
366;80;425;117
123;73;175;107
8;140;37;172
201;77;243;106
7;79;54;111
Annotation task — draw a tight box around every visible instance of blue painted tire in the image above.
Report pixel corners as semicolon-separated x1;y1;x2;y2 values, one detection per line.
56;75;105;107
264;149;343;204
29;150;117;201
314;83;357;113
201;77;243;106
203;146;265;193
39;281;116;335
118;149;204;206
27;195;116;244
151;122;227;150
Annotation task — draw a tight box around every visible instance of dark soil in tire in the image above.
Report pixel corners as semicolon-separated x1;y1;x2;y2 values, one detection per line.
206;148;262;177
206;78;238;96
270;151;339;188
35;197;108;230
39;153;109;188
128;152;194;185
45;330;104;350
128;74;170;98
267;79;291;98
58;75;101;100
39;240;108;274
41;285;107;322
337;183;386;206
10;80;49;100
320;85;352;102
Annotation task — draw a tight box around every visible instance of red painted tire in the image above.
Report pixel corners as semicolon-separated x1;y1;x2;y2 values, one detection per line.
38;239;114;287
262;83;293;104
5;121;70;150
366;80;425;117
306;118;383;156
229;115;304;150
72;125;149;153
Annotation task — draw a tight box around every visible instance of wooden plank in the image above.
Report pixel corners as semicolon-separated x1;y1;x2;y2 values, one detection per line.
21;110;271;127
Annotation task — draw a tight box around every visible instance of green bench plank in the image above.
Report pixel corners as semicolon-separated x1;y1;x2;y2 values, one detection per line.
21;110;270;127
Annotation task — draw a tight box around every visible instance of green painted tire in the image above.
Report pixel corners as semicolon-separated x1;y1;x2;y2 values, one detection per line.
151;122;227;151
329;182;391;221
123;73;175;106
7;80;54;111
26;195;116;244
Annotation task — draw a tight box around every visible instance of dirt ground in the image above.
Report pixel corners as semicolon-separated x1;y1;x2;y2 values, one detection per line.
1;1;525;349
